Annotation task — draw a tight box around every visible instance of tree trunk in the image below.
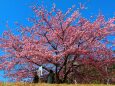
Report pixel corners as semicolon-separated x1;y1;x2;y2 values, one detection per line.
55;64;60;83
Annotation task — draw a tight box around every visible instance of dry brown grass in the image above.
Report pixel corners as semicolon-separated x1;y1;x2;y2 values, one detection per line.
0;82;114;86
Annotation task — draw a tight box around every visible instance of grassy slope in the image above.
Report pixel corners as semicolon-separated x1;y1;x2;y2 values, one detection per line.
0;83;114;86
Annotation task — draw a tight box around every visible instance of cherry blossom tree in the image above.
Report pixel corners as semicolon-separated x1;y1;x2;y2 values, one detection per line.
0;5;115;83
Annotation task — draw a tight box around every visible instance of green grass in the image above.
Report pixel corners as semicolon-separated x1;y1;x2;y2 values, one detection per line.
0;83;114;86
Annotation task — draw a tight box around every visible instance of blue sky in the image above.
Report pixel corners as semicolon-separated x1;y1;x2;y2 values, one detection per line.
0;0;115;82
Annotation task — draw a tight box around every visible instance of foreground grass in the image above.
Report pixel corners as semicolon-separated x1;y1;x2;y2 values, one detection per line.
0;83;114;86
